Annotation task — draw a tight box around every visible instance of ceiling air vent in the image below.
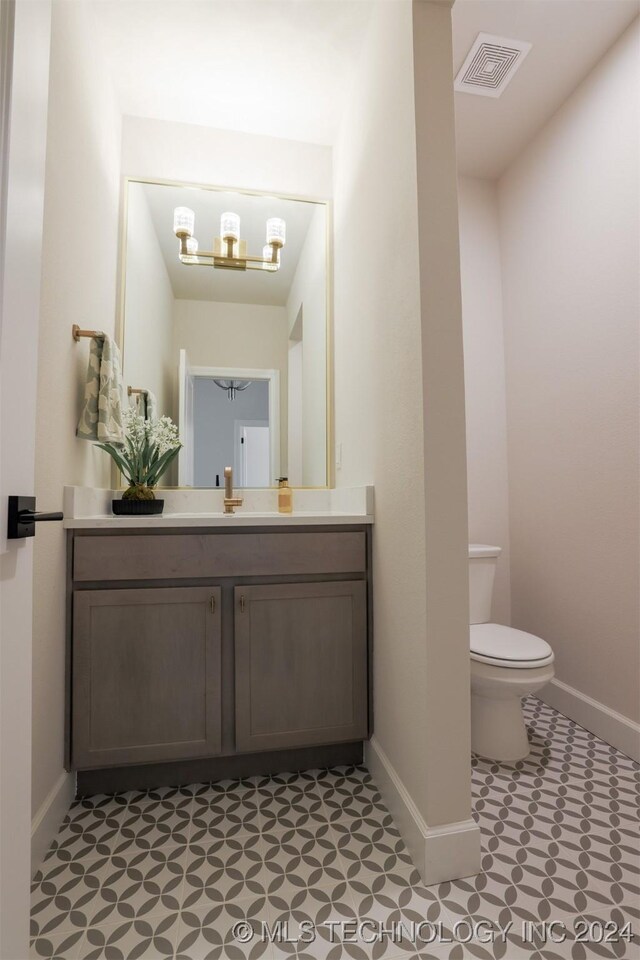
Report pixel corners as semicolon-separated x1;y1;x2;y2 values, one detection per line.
454;33;532;98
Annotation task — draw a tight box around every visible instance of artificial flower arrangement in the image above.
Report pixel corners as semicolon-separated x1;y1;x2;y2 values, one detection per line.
98;407;182;505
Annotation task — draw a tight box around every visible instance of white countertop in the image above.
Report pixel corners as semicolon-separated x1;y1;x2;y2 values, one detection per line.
62;486;374;529
64;512;373;529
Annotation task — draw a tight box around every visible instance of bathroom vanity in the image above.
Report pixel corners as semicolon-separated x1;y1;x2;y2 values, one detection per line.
64;175;363;795
64;501;373;795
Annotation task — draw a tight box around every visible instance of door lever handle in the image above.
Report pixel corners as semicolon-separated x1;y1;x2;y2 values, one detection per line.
20;511;64;522
7;496;64;539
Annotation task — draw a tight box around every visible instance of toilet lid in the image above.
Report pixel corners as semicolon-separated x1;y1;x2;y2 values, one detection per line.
470;623;553;665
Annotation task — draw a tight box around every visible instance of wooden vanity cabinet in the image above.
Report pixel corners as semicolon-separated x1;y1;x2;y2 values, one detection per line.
234;581;367;753
72;586;222;769
67;526;372;788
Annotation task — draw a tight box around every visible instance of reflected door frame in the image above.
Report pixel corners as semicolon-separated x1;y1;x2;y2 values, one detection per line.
191;365;280;486
178;349;195;487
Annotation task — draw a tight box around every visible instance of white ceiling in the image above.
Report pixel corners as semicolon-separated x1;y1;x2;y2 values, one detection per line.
137;182;319;306
89;0;371;146
452;0;639;179
90;0;638;182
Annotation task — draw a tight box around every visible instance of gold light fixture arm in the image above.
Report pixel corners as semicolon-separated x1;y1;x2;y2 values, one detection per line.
178;252;280;271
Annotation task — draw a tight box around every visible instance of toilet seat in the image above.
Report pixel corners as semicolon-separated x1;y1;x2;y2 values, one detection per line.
470;623;554;669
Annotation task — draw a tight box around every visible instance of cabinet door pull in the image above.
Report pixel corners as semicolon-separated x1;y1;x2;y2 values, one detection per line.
210;596;216;614
240;595;245;613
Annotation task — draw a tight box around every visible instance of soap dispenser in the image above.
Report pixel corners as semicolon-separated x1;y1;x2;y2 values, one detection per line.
276;477;293;514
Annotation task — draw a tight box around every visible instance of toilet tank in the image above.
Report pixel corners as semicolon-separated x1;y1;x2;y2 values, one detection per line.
469;544;502;624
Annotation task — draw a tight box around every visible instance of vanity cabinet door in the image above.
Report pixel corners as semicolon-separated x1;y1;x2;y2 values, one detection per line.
234;581;367;753
72;587;222;769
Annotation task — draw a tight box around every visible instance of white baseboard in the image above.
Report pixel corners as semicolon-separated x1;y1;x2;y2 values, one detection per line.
539;679;640;762
365;737;481;886
31;771;75;877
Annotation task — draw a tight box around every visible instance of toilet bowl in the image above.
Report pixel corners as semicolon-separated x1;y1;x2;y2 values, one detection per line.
469;546;555;762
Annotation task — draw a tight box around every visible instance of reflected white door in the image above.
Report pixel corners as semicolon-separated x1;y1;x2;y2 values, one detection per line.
177;349;195;486
236;422;270;487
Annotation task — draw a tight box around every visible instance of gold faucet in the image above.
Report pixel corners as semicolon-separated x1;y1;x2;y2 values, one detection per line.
223;466;243;514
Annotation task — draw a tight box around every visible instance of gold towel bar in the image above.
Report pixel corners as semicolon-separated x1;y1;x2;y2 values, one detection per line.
127;386;148;397
72;324;104;341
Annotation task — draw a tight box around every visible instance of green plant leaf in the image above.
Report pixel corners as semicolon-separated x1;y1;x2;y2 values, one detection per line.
100;410;182;488
123;434;139;481
145;445;182;486
96;443;133;483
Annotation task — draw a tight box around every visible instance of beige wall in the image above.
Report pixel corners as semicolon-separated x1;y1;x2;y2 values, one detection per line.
334;0;475;863
412;0;473;831
498;19;640;723
122;185;175;420
458;177;511;624
173;299;289;470
33;0;122;818
333;0;426;825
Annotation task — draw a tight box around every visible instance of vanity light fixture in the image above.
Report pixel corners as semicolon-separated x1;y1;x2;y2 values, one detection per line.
172;207;286;272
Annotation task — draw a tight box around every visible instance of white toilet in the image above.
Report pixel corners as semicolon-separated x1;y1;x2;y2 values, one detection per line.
469;545;555;762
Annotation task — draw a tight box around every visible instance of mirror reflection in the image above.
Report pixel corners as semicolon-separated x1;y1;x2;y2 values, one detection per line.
121;180;329;488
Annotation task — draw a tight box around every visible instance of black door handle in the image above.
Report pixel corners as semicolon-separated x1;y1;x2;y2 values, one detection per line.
7;496;64;539
19;511;64;523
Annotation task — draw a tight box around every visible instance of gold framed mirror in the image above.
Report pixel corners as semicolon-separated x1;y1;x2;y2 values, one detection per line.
117;177;333;489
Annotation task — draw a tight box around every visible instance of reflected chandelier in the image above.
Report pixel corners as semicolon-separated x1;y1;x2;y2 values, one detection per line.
213;379;252;401
173;208;286;272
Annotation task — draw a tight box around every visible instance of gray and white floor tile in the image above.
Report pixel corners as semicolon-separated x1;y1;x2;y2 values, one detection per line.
31;698;639;959
182;835;269;909
262;824;349;896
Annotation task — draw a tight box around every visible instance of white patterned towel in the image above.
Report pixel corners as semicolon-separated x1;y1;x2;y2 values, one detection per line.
76;334;124;443
144;390;158;420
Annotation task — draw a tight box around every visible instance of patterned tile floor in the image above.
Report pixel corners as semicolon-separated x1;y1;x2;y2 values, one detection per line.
31;698;639;960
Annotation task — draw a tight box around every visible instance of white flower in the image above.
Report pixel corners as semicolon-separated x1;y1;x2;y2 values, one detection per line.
146;415;181;455
122;407;147;444
111;408;182;486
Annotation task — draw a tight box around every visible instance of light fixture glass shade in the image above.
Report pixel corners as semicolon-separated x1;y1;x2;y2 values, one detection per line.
186;237;199;256
173;206;195;237
213;378;251;401
266;217;286;246
220;212;240;241
262;244;278;271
